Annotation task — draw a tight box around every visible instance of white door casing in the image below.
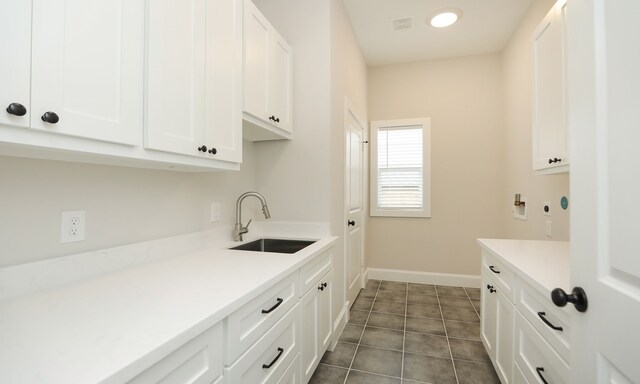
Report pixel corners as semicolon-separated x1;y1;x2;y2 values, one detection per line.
345;99;366;307
567;0;640;382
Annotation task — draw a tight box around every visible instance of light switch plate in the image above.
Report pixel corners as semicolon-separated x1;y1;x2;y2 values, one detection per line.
210;203;220;223
545;220;552;237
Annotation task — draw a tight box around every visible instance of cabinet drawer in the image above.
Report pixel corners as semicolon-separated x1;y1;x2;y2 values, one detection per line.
514;311;569;384
513;362;529;384
300;249;332;296
482;250;515;301
515;278;570;363
128;321;223;384
225;304;299;384
276;353;300;384
226;272;298;364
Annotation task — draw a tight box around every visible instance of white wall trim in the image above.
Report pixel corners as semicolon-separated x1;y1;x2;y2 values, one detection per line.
366;267;480;288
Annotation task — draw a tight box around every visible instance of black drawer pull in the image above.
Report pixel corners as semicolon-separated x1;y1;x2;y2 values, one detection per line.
262;347;284;369
537;311;563;331
489;265;500;274
261;298;283;314
536;367;549;384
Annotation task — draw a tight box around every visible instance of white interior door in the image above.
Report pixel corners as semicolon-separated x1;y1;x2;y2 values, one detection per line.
345;101;365;307
567;0;640;382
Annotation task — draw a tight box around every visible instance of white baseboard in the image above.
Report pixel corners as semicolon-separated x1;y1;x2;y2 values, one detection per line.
366;267;480;288
330;303;348;351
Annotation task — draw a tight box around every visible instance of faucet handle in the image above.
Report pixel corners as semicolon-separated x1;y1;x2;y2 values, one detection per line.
245;219;252;230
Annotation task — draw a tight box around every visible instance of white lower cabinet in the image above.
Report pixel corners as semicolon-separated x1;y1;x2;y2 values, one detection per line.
128;321;224;384
481;270;513;384
225;304;299;384
514;311;569;384
480;248;570;384
300;269;333;383
277;354;301;384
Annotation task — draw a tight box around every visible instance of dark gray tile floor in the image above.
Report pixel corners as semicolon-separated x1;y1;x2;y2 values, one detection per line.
310;280;499;384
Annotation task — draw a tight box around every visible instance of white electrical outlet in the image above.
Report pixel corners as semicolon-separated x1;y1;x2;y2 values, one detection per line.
545;220;552;237
210;203;221;223
61;211;85;243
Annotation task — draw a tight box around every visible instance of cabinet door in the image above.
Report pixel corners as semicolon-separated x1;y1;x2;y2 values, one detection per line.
204;0;243;163
243;0;270;122
481;276;497;359
495;289;514;384
268;31;293;133
532;0;568;171
145;0;206;157
0;0;31;128
30;0;143;145
300;285;319;384
317;270;333;353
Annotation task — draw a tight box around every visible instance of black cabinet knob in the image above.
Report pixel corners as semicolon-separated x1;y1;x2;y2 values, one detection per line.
554;157;562;163
269;115;275;121
551;287;588;312
318;285;324;291
486;284;496;293
197;145;207;152
322;282;327;288
6;103;27;116
275;117;280;123
347;220;355;226
548;158;554;164
208;147;217;155
41;111;59;124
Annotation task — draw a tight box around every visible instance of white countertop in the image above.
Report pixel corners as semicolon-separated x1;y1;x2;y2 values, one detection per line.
0;225;336;384
477;238;570;296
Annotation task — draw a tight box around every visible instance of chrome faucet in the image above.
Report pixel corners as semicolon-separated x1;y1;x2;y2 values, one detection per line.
233;192;271;242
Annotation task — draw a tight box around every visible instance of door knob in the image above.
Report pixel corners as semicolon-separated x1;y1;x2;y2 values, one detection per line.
6;103;27;116
197;145;207;152
41;111;59;124
208;147;217;155
551;287;588;312
347;220;355;226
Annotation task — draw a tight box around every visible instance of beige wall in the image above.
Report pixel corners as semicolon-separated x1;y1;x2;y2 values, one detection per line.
367;54;505;275
0;142;258;267
330;0;368;312
251;0;332;223
501;0;570;241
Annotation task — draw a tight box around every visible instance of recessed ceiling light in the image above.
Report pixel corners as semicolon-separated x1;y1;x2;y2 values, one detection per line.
429;8;463;28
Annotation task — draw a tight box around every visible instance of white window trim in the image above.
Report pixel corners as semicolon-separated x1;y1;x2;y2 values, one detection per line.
369;118;431;218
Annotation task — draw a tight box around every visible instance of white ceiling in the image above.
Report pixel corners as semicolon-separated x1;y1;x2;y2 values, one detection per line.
342;0;534;66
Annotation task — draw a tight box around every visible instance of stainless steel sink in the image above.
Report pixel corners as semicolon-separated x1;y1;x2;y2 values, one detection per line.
230;238;316;254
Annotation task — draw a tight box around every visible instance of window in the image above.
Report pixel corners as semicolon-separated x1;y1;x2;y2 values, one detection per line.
370;118;431;217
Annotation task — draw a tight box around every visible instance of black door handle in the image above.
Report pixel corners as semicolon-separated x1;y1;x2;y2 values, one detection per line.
489;265;500;274
347;220;355;226
551;287;588;312
262;347;284;369
261;298;283;314
536;367;549;384
537;312;563;331
6;103;27;116
41;111;59;124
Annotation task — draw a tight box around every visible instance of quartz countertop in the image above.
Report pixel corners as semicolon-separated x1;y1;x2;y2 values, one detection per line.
477;238;570;296
0;225;336;384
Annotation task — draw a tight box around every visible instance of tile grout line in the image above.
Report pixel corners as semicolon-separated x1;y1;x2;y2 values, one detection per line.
342;280;380;384
464;287;481;320
401;283;408;382
435;285;461;384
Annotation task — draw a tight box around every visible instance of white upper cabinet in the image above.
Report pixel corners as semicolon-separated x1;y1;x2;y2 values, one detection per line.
0;0;31;129
532;0;568;173
243;0;293;141
30;0;144;145
145;0;242;163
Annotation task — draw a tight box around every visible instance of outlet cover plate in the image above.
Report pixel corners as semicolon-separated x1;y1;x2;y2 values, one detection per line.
210;203;221;223
61;210;85;243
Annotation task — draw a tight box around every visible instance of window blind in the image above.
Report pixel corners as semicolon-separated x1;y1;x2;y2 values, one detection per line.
377;126;423;209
